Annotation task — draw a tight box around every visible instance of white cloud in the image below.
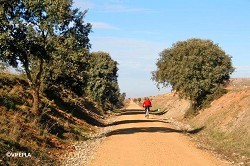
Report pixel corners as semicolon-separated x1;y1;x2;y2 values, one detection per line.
101;3;150;13
88;35;168;97
89;36;165;74
73;0;94;10
91;22;120;30
133;30;159;35
82;0;152;13
90;37;164;63
73;0;151;13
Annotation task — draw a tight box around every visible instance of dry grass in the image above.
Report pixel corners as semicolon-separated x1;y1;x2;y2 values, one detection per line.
0;110;56;165
0;73;105;165
150;79;250;165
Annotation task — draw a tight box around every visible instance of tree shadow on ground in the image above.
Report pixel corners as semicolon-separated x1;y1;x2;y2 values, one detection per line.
188;126;205;134
105;126;205;137
118;109;167;116
119;110;144;115
107;119;170;126
150;110;168;115
104;109;205;136
105;127;182;137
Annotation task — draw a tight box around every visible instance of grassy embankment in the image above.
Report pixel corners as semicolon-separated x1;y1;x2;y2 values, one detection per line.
0;72;106;165
188;81;250;165
147;79;250;165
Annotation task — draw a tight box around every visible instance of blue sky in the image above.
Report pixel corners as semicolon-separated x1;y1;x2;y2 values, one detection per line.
73;0;250;98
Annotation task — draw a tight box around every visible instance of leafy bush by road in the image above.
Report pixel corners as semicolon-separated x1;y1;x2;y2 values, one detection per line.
152;38;234;112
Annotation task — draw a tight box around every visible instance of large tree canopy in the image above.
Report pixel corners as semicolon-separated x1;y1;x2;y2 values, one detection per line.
152;38;234;109
87;51;121;109
0;0;91;114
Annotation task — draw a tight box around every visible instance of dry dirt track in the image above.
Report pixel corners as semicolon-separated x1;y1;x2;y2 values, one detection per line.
88;101;229;166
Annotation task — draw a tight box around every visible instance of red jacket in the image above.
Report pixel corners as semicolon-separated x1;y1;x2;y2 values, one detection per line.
142;99;152;107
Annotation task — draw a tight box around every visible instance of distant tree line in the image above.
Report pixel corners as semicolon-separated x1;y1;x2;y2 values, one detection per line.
0;0;125;114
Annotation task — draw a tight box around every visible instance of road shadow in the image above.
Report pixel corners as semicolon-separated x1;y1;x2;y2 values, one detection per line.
107;119;170;126
105;127;182;137
119;110;144;115
188;126;205;134
119;109;167;116
105;109;205;136
150;110;168;115
105;126;205;137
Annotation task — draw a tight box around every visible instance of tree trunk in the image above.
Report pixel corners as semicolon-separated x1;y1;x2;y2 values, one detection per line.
31;86;40;115
23;57;44;115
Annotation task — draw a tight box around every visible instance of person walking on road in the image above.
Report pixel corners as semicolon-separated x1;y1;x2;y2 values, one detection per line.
142;97;152;118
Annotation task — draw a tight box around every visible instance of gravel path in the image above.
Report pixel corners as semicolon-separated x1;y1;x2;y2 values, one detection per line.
60;118;114;166
88;101;229;166
61;101;229;166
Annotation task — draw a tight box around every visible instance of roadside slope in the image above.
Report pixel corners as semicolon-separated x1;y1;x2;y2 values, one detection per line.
150;78;250;165
188;87;250;164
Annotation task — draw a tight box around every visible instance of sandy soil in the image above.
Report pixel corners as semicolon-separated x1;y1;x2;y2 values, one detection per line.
88;101;229;166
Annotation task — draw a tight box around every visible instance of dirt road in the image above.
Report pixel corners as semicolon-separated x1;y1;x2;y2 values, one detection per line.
88;101;228;166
